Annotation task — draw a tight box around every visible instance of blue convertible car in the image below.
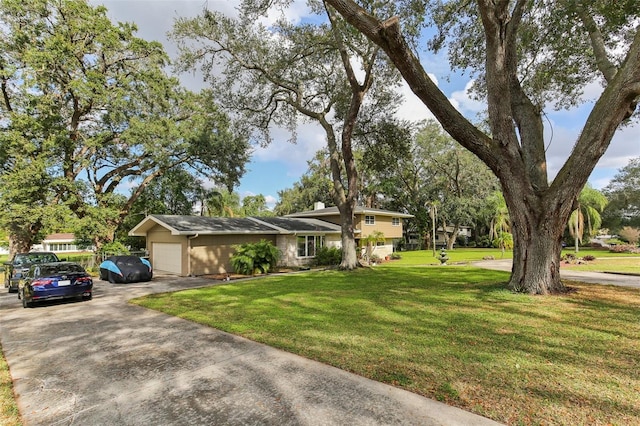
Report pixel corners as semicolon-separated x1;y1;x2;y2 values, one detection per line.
99;256;153;283
19;262;93;308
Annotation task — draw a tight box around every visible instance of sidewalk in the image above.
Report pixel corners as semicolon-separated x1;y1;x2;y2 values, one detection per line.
473;259;640;289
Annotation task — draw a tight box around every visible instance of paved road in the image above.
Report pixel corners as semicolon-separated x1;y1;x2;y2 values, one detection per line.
0;276;503;426
473;259;640;289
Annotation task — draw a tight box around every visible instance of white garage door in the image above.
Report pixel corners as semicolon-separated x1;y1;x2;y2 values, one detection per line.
152;243;182;275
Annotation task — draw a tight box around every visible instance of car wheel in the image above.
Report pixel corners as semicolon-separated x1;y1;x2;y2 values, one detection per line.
82;293;92;301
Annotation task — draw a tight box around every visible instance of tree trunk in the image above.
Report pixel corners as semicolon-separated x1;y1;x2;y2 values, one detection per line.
9;236;32;257
338;201;358;268
506;192;568;294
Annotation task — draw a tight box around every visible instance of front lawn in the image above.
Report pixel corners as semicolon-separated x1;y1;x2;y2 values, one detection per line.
132;266;640;425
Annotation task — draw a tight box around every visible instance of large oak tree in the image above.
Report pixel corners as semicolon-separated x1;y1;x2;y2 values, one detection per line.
324;0;640;293
0;0;250;252
172;0;407;269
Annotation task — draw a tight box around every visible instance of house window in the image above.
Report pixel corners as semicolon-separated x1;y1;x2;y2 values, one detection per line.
49;243;77;252
297;235;325;257
392;217;400;226
365;215;375;225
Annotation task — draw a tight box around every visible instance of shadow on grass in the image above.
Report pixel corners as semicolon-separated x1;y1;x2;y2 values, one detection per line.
132;266;640;425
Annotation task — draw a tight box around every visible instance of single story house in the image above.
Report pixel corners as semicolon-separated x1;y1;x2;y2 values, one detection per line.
39;233;94;253
129;203;413;276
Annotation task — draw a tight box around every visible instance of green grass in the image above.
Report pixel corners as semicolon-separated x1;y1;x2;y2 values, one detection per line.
390;248;513;265
132;265;640;426
0;350;20;426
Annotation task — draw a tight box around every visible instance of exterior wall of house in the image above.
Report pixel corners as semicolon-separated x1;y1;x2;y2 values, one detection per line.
305;213;404;240
190;234;277;276
276;235;307;267
314;214;341;227
276;234;342;267
357;214;403;239
365;242;394;259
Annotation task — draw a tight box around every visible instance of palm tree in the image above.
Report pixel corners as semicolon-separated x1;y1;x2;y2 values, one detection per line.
568;185;608;252
202;189;240;217
487;191;511;257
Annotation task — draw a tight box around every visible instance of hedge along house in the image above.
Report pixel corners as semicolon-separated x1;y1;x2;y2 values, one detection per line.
287;202;414;259
128;214;343;276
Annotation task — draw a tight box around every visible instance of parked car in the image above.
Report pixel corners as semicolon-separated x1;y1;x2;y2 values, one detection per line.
99;255;152;283
18;261;93;308
3;251;61;293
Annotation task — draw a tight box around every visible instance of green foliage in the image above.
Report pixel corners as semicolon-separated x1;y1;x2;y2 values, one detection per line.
492;232;514;252
99;241;130;256
603;157;640;230
274;150;334;216
241;194;273;217
568;185;608;251
0;0;250;250
230;240;280;275
202;189;242;217
368;120;499;247
313;246;342;266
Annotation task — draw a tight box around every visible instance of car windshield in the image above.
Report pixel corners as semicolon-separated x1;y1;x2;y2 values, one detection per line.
115;257;142;266
15;253;58;265
39;264;84;276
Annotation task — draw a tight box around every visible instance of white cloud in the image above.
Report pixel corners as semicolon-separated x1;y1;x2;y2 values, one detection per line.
395;77;438;122
449;79;486;116
251;123;326;174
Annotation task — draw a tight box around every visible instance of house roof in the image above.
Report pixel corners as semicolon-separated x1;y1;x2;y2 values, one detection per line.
286;206;414;219
129;214;342;237
43;233;75;242
250;216;346;233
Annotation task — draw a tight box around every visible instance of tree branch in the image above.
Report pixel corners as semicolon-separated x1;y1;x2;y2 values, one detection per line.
576;2;618;82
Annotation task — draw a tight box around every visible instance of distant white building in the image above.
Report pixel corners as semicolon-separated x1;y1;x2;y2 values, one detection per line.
41;233;93;253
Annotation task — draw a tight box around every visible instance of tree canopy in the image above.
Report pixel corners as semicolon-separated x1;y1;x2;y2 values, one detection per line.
0;0;251;252
171;0;406;268
603;157;640;230
324;0;640;293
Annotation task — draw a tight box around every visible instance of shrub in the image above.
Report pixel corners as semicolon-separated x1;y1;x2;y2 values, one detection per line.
230;240;280;275
313;246;342;266
618;226;640;244
609;244;640;254
100;241;130;256
561;253;577;263
582;255;596;261
390;252;402;260
475;236;492;248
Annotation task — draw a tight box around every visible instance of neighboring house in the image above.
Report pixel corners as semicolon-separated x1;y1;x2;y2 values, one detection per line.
406;225;473;249
41;233;93;253
129;204;413;276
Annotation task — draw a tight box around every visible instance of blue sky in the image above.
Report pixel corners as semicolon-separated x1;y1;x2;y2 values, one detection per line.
92;0;639;208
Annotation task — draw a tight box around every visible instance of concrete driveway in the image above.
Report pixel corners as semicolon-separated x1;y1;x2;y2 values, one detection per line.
0;276;502;426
